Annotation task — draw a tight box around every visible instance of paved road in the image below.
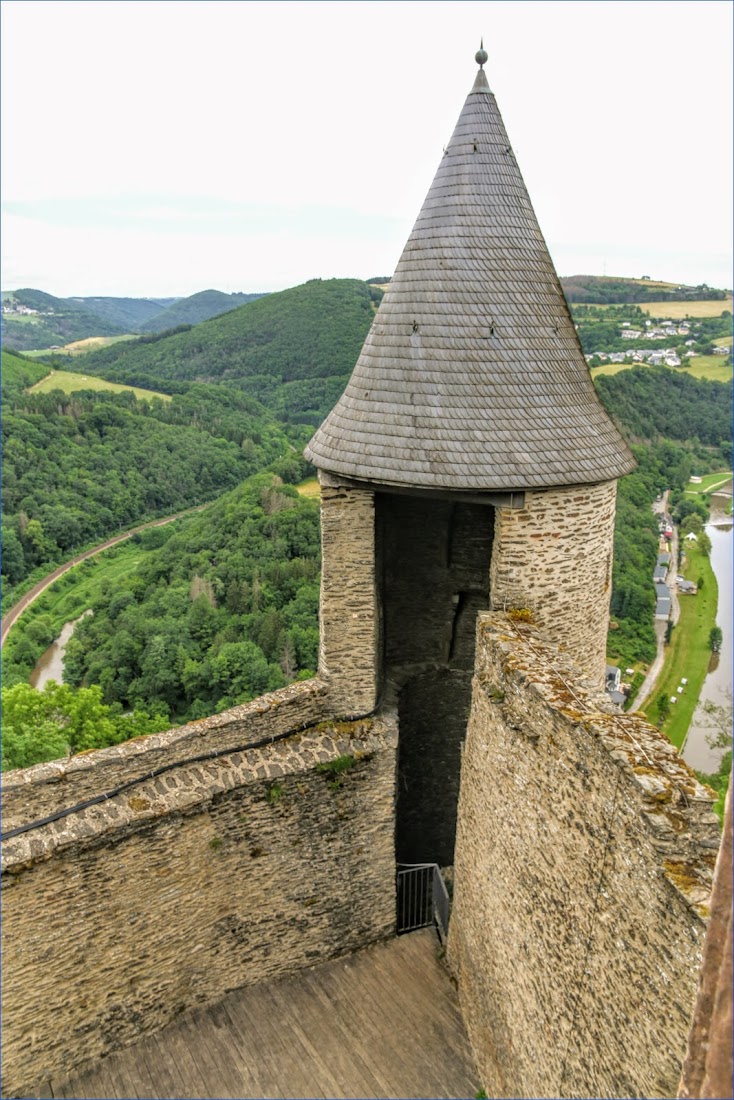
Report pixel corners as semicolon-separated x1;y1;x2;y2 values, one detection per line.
1;506;206;648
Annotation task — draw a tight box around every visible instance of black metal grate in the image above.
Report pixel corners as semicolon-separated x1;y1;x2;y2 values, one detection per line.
396;863;450;940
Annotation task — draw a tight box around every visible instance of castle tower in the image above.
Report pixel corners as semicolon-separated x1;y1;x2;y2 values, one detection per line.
305;47;635;863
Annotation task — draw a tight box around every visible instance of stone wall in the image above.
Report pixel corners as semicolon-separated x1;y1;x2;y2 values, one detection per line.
1;689;397;1099
490;480;617;688
448;613;720;1100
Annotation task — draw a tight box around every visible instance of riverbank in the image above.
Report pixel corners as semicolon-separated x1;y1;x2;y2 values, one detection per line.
681;523;732;772
639;539;718;747
3;542;147;689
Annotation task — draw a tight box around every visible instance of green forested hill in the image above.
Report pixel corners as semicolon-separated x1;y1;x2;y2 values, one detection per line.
561;275;729;304
1;288;266;349
595;366;733;452
65;295;176;329
595;367;732;665
77;278;383;424
1;383;300;592
138;289;266;332
1;349;51;388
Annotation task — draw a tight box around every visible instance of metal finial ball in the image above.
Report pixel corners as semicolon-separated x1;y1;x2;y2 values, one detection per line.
475;44;488;67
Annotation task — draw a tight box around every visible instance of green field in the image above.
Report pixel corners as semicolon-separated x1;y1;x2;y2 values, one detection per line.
29;369;171;402
23;334;137;358
685;471;733;495
590;361;631;378
640;542;718;747
296;477;320;499
591;358;732;383
685;355;733;383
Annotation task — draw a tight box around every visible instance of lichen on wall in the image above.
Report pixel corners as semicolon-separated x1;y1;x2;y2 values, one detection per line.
1;690;397;1099
449;612;720;1100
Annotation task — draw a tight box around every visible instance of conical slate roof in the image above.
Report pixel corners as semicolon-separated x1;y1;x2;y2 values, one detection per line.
305;54;635;491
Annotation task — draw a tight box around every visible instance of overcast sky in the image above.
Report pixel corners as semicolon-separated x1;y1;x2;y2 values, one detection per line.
2;0;732;297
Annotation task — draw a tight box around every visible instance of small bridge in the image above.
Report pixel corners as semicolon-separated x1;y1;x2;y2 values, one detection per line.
33;930;479;1099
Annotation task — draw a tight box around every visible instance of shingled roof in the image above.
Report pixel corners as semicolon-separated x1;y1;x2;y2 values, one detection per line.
305;52;635;491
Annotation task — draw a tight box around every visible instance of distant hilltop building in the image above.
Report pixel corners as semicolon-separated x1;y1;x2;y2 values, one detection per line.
1;46;728;1100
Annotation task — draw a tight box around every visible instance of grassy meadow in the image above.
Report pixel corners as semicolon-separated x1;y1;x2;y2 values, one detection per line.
591;358;732;383
29;369;172;402
23;334;137;358
590;362;631;378
685;355;733;383
637;299;733;319
685;471;733;495
584;299;732;318
296;477;320;499
639;541;718;748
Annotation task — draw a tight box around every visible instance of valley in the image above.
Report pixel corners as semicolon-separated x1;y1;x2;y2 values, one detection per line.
2;274;732;787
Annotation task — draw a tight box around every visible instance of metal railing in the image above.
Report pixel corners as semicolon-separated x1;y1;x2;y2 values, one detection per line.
396;862;450;941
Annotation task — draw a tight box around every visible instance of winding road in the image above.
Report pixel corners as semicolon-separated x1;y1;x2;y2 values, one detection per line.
1;505;207;648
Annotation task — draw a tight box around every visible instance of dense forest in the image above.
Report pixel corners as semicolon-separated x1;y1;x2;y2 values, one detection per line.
596;366;733;454
1;366;307;593
598;367;731;666
137;289;266;333
27;475;321;725
65;278;383;424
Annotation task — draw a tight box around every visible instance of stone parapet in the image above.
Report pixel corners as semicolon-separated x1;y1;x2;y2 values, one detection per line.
1;678;330;831
449;612;719;1100
490;480;617;688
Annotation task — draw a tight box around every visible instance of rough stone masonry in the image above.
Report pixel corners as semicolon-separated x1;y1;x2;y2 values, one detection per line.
448;612;720;1100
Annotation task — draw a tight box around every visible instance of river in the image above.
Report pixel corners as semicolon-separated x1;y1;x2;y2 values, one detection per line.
681;516;732;774
29;611;92;691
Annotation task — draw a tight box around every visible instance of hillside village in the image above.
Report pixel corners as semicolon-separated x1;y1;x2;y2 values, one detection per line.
584;316;731;367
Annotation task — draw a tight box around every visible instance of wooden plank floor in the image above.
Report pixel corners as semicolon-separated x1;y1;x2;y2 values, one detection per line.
39;930;479;1099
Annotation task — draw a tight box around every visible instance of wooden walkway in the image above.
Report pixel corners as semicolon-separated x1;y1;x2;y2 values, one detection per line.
38;930;480;1099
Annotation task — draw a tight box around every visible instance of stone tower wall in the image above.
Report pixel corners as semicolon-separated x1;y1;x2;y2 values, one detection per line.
448;613;720;1099
490;480;617;688
317;475;380;716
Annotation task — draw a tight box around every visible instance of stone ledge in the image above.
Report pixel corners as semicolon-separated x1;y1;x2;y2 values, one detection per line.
1;678;331;829
476;612;719;919
2;712;397;876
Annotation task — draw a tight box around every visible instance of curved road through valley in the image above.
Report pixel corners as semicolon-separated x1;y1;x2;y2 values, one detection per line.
1;506;207;649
